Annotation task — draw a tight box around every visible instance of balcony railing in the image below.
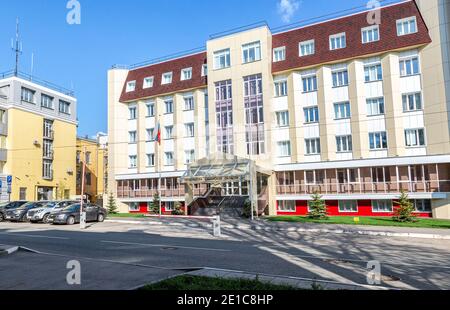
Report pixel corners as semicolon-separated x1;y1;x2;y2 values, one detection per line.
43;130;54;140
117;188;185;199
276;180;450;196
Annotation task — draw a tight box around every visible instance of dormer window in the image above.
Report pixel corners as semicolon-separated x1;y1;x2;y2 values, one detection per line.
397;16;417;36
330;33;346;50
126;81;136;92
143;76;154;89
181;68;192;81
162;72;173;85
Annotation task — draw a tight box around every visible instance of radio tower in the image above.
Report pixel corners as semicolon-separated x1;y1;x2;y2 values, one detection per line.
11;17;22;77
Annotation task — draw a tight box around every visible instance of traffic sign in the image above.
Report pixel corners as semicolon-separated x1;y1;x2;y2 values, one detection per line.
0;180;2;189
7;175;12;185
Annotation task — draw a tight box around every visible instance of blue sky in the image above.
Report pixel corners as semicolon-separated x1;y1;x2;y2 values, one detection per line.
0;0;401;137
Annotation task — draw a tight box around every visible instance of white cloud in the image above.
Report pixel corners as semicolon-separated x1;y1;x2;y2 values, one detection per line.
277;0;300;23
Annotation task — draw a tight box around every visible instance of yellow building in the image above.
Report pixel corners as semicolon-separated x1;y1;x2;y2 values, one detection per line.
0;73;77;202
76;134;108;204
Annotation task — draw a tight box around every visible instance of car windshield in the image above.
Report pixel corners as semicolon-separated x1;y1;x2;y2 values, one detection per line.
63;204;80;212
42;202;57;208
18;202;45;210
57;201;78;209
0;202;9;208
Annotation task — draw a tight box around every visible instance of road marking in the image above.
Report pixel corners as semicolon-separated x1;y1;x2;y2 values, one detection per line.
0;232;69;240
101;240;231;252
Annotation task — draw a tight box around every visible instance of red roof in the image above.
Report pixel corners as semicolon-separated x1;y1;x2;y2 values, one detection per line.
272;1;431;73
120;52;207;103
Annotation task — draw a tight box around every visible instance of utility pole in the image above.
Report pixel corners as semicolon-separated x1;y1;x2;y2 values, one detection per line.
80;146;87;229
11;17;22;77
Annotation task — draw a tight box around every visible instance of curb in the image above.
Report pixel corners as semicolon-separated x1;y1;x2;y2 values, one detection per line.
105;219;450;240
0;245;19;256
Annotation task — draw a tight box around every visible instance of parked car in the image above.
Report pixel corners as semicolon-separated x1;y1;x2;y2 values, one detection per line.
48;203;107;225
0;201;28;222
4;201;48;222
27;200;79;224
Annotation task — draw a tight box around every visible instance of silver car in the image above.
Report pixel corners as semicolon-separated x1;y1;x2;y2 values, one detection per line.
27;200;79;224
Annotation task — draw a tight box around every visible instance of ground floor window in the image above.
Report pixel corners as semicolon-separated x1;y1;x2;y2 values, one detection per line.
277;200;296;212
372;200;393;213
338;200;358;213
165;202;175;212
414;199;432;213
128;202;139;212
19;187;27;200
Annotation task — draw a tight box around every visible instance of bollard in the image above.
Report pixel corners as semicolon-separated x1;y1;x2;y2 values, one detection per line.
213;216;221;237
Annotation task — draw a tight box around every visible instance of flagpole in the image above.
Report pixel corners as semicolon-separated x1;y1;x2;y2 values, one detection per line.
156;117;162;218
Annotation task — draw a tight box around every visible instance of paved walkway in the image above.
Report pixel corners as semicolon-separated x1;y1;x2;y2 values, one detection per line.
106;216;450;240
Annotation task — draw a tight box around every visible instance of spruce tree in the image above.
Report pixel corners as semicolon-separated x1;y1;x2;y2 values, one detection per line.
150;193;161;214
307;192;328;219
393;191;416;222
106;192;118;214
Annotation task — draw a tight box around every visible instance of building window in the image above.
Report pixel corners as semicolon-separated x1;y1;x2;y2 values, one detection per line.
129;203;139;212
336;135;353;153
129;155;137;168
147;154;155;167
43;119;54;139
181;68;192;81
146;101;155;117
126;81;136;92
185;150;195;164
164;126;173;140
129;106;137;120
43;140;54;159
334;102;351;120
302;75;317;93
244;74;265;155
274;80;288;97
143;76;154;88
201;64;208;77
165;152;174;166
242;41;261;63
305;138;321;155
59;100;71;114
366;97;385;116
86;172;92;186
369;132;388;150
276;111;289;127
184;96;194;111
21;87;35;103
162;72;173;85
339;201;358;213
273;46;286;62
304;106;319;124
41;94;54;109
85;152;91;164
414;199;432;213
165;99;173;114
43;160;53;179
405;128;426;147
362;25;380;43
278;201;296;212
397;16;417;36
214;49;231;70
402;92;422;112
372;200;393;213
400;56;420;76
364;63;383;82
185;123;195;137
215;80;234;154
330;33;346;50
332;70;348;88
147;128;154;142
19;187;27;200
129;131;137;143
277;141;291;157
299;40;315;57
76;151;81;164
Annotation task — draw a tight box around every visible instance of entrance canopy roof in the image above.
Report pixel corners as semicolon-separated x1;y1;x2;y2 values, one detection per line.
180;153;270;184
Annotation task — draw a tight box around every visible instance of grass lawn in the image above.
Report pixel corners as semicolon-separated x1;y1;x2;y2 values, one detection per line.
267;216;450;229
108;213;147;218
141;275;300;290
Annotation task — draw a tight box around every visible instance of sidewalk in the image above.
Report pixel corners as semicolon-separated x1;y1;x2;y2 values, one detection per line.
106;216;450;240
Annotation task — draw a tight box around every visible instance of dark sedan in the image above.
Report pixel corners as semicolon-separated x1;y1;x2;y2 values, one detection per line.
48;203;107;225
0;201;29;222
4;201;48;222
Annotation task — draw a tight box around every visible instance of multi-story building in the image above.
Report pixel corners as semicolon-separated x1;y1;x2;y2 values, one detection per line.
76;134;108;204
108;0;450;219
0;72;77;201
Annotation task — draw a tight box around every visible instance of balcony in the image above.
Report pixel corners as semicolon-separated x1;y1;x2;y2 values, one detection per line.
117;188;185;199
43;151;54;160
43;170;54;181
43;130;54;140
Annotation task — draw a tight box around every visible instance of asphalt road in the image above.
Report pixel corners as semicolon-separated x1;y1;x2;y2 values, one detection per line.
1;220;450;290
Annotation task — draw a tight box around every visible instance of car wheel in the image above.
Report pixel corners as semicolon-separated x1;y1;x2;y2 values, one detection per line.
43;214;50;224
66;216;75;225
0;213;4;222
97;214;105;223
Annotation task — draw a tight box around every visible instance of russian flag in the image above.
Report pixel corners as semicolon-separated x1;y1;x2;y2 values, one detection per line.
154;122;161;145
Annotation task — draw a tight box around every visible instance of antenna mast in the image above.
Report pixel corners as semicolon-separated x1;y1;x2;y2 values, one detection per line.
12;17;22;77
